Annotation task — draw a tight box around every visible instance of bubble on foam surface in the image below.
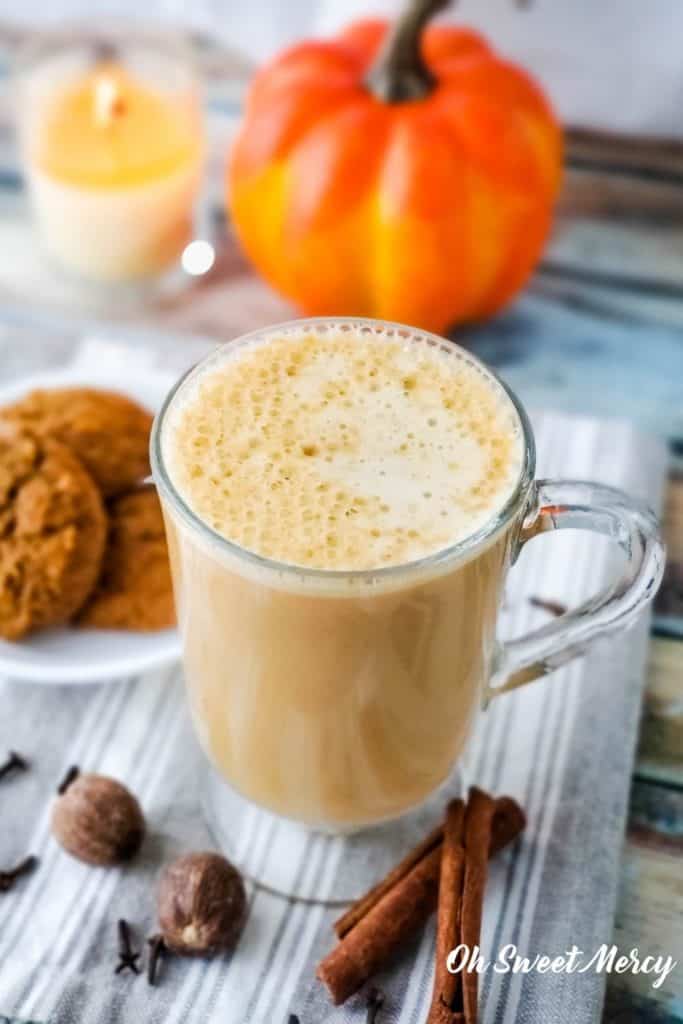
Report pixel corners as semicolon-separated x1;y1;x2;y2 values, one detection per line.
165;325;523;570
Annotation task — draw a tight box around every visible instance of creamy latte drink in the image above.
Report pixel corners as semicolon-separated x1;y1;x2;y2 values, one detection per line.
159;322;526;828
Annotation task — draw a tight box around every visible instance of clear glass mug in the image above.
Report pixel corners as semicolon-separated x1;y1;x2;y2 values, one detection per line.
151;318;665;901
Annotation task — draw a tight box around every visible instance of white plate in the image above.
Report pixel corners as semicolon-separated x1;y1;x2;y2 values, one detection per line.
0;353;183;684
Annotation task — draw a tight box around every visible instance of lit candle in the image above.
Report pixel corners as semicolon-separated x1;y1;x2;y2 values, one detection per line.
20;46;203;283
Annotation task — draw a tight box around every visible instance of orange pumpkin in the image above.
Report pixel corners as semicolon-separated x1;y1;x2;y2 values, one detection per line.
229;0;562;334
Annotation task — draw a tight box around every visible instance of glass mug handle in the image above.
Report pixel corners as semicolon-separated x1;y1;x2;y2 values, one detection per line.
489;480;666;699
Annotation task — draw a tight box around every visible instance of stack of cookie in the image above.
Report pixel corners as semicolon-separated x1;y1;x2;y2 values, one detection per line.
0;388;175;641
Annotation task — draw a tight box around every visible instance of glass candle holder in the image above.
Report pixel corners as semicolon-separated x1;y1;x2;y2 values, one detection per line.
16;24;205;286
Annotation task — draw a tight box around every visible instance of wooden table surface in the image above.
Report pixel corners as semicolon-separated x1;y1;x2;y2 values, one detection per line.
0;85;680;1021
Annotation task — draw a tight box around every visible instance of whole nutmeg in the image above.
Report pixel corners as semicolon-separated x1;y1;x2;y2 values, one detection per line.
51;767;145;866
158;851;247;955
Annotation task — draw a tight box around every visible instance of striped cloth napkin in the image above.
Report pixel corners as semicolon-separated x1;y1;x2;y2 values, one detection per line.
0;377;667;1023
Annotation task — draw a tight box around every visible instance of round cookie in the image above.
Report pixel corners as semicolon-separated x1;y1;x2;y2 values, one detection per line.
0;424;107;640
3;388;153;498
78;487;175;631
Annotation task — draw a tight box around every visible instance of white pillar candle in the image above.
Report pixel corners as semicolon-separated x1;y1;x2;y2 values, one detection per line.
19;36;204;283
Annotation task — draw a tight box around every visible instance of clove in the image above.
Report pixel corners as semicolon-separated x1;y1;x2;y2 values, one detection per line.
57;764;80;795
0;855;38;893
529;595;567;617
0;750;28;783
366;986;385;1023
115;918;141;975
147;933;166;986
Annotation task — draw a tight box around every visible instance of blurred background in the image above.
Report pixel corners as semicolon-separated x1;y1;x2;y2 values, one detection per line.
308;0;683;139
0;1;680;391
1;0;683;138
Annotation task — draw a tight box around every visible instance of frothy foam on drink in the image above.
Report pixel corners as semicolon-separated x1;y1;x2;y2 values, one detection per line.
164;326;524;570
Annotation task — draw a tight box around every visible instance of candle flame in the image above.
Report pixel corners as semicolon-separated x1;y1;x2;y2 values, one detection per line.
94;74;126;125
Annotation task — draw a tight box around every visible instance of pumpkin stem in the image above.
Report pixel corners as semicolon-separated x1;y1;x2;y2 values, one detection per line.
366;0;451;103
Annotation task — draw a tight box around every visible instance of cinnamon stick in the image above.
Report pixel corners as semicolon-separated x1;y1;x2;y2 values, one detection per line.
334;823;444;940
460;790;496;1022
427;1003;464;1024
317;794;525;1005
428;789;498;1024
429;800;466;1022
334;797;523;942
318;844;443;1005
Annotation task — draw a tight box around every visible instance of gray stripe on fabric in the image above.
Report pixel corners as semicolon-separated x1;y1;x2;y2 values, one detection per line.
473;413;558;1019
483;679;554;1020
476;635;551;1017
242;832;321;1021
254;836;335;1022
488;419;599;1022
485;415;580;1019
493;663;584;1018
468;699;496;786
